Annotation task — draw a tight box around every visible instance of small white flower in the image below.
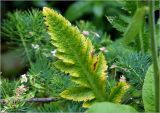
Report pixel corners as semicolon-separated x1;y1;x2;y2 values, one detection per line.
119;75;126;82
95;32;100;38
16;84;27;97
82;30;90;36
110;64;118;69
28;31;34;36
21;74;28;83
31;44;39;49
99;47;108;53
90;31;100;38
51;50;57;56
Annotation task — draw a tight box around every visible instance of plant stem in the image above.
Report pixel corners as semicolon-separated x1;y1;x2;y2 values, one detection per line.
19;33;32;66
137;0;144;54
149;1;160;112
139;27;144;54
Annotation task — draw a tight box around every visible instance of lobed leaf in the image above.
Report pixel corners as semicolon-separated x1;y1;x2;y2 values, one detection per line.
43;7;107;106
108;82;129;103
60;87;95;102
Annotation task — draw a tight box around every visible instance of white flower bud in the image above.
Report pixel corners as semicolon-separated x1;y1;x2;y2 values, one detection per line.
110;64;118;69
99;47;108;53
51;50;57;56
119;75;126;82
82;30;90;36
21;74;28;83
95;33;100;38
31;44;39;49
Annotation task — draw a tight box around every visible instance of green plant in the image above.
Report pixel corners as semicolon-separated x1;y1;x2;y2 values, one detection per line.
76;20;112;51
27;54;73;97
142;60;160;112
0;79;17;98
1;1;159;112
1;9;48;46
43;7;107;106
106;0;160;53
65;1;123;22
142;64;155;112
1;9;53;67
148;1;160;112
43;7;128;108
88;1;160;112
115;52;151;88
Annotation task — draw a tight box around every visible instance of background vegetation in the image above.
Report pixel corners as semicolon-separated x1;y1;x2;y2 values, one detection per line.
0;1;160;112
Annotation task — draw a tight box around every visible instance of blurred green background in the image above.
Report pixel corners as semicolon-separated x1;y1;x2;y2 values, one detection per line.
1;1;159;78
1;1;119;78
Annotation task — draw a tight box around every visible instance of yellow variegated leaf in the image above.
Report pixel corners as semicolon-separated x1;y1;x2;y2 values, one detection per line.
82;99;96;108
108;82;129;103
60;87;95;101
43;7;107;105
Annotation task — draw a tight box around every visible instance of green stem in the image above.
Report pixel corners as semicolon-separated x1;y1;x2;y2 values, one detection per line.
149;1;160;112
19;34;32;66
137;0;144;54
139;26;144;54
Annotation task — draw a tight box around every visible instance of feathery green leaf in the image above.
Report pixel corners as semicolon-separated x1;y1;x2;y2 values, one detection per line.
43;7;107;105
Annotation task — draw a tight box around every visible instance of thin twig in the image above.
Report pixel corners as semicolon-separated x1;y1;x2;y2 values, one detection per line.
0;97;58;104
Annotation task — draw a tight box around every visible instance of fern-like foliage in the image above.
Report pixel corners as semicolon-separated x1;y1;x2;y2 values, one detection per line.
0;78;17;98
29;101;85;112
43;7;107;106
106;14;131;33
115;52;151;89
27;55;71;97
1;9;49;46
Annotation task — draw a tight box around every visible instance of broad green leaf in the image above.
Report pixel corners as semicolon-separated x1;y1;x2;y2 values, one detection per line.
142;65;155;112
43;7;107;106
121;7;146;45
87;102;137;113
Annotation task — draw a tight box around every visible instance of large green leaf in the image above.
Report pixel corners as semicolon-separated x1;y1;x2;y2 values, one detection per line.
142;65;155;112
43;7;107;106
87;102;137;113
142;58;160;111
